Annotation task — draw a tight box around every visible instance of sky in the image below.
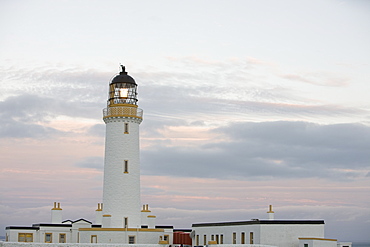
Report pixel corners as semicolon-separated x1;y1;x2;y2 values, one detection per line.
0;0;370;243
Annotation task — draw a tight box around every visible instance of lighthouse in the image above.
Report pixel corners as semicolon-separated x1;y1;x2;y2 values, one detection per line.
101;65;143;228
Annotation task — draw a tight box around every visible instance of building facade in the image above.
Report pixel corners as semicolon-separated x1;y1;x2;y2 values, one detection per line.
191;219;325;247
5;67;173;245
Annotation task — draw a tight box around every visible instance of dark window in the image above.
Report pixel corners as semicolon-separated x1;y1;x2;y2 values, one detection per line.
124;160;128;173
128;236;135;244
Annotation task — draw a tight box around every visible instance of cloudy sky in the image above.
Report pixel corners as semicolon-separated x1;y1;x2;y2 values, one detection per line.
0;0;369;242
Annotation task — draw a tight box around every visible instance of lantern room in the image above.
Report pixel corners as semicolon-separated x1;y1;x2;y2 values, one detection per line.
108;65;138;106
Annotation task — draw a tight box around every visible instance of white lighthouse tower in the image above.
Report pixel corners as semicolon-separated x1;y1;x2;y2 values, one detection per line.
101;65;143;228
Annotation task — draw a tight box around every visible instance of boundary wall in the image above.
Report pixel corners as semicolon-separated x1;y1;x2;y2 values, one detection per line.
0;242;168;247
207;245;276;247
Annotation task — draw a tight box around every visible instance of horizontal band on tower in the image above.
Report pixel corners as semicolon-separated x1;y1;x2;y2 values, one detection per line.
103;106;143;119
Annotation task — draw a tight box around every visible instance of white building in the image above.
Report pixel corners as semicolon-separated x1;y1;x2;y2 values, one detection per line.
190;205;351;247
3;67;351;247
5;66;172;245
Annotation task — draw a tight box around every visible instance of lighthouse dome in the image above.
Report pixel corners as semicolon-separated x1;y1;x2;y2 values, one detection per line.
111;66;136;85
107;65;138;106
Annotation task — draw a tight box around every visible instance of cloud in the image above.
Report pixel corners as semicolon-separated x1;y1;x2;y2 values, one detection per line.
280;72;349;87
0;93;103;138
0;94;62;138
87;124;105;137
74;156;104;170
141;121;370;181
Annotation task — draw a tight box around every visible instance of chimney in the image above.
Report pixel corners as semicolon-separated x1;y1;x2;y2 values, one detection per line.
267;205;274;220
51;202;63;223
95;203;103;225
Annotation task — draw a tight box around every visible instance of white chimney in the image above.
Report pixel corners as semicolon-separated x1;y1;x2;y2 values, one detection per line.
267;205;274;220
51;202;63;223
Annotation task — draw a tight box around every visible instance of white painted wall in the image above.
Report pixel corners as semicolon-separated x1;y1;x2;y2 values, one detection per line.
0;242;169;247
6;229;38;243
78;229;171;244
102;116;142;228
192;224;260;245
298;238;337;247
260;224;325;247
192;222;325;247
6;226;72;244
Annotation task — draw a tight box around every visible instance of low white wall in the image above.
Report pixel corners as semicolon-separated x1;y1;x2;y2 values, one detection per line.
205;245;276;247
0;242;168;247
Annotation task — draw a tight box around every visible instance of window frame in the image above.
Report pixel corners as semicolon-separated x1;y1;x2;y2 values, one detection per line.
124;123;129;134
91;235;97;243
45;233;52;243
250;232;254;244
18;233;33;242
128;235;135;244
124;217;128;228
124;160;129;173
241;232;245;244
59;233;66;243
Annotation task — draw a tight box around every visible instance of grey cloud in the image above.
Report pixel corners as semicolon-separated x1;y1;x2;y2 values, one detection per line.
141;121;370;180
0;94;102;138
139;80;366;125
2;65;365;133
0;94;61;138
0;118;61;138
87;124;106;137
74;156;104;170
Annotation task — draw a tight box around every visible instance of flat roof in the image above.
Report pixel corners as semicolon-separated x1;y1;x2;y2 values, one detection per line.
6;226;39;230
192;219;325;227
32;223;72;227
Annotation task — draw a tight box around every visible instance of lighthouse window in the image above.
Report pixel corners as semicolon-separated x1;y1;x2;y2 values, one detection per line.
124;123;129;134
120;88;129;98
124;217;128;228
232;232;236;244
124;160;128;173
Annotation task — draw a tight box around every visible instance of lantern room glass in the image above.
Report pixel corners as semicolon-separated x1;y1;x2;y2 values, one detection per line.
108;82;138;106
